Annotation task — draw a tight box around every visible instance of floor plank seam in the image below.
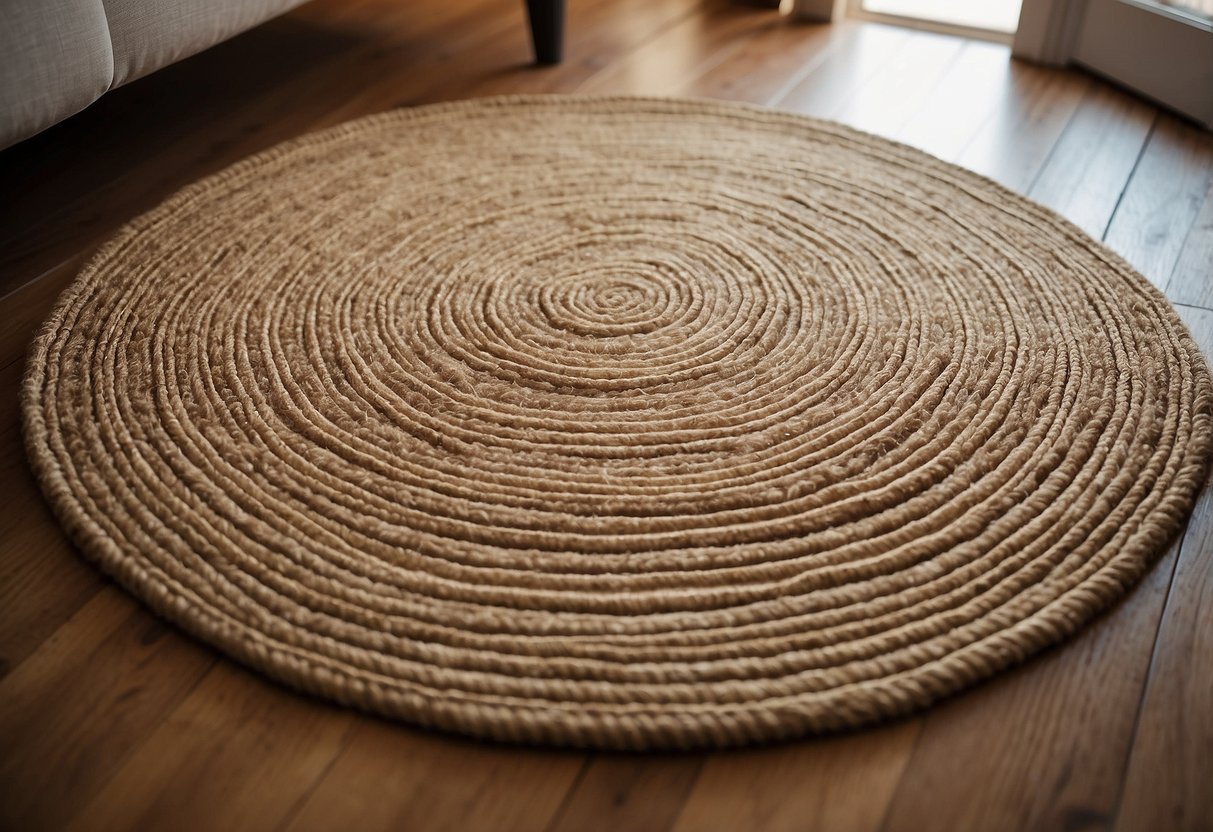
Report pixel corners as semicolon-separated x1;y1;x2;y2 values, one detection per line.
1105;519;1193;831
541;753;596;832
270;719;361;832
54;649;224;829
763;24;851;107
1021;83;1095;199
1099;116;1159;244
873;718;928;832
1171;300;1213;314
573;0;719;93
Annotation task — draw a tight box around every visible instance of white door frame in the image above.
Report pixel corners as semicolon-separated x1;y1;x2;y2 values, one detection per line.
1011;0;1089;62
783;0;1213;127
783;0;1035;43
781;0;1086;52
1016;0;1213;127
780;0;847;21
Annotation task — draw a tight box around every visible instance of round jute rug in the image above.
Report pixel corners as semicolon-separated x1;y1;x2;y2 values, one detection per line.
23;96;1213;750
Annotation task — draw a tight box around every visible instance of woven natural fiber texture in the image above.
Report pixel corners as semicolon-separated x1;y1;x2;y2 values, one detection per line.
23;96;1213;750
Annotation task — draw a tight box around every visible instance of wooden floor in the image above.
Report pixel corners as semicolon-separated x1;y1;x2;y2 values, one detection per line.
2;1;1212;829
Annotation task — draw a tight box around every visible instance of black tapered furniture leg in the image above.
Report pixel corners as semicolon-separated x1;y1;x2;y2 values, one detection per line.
525;0;564;65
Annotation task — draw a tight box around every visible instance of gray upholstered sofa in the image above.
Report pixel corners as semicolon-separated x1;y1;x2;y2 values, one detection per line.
0;0;565;150
0;0;313;149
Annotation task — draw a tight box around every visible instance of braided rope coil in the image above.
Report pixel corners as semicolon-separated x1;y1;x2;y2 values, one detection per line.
22;96;1213;749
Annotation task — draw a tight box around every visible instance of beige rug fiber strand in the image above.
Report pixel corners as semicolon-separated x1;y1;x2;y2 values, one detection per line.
23;96;1213;750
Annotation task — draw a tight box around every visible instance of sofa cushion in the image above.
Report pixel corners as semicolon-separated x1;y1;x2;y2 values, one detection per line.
0;0;114;148
102;0;309;87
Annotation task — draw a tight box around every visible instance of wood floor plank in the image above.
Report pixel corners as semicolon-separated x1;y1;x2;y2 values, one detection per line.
1102;113;1213;290
669;721;921;832
774;23;912;117
0;351;109;678
827;29;965;139
0;591;216;831
894;39;1012;162
0;255;118;676
0;470;105;680
1113;307;1213;832
1163;179;1213;312
545;755;704;832
676;19;842;105
878;537;1182;832
285;720;584;832
1026;82;1156;239
0;357;23;441
956;61;1091;193
576;0;772;96
368;0;705;105
64;664;355;832
0;256;84;370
